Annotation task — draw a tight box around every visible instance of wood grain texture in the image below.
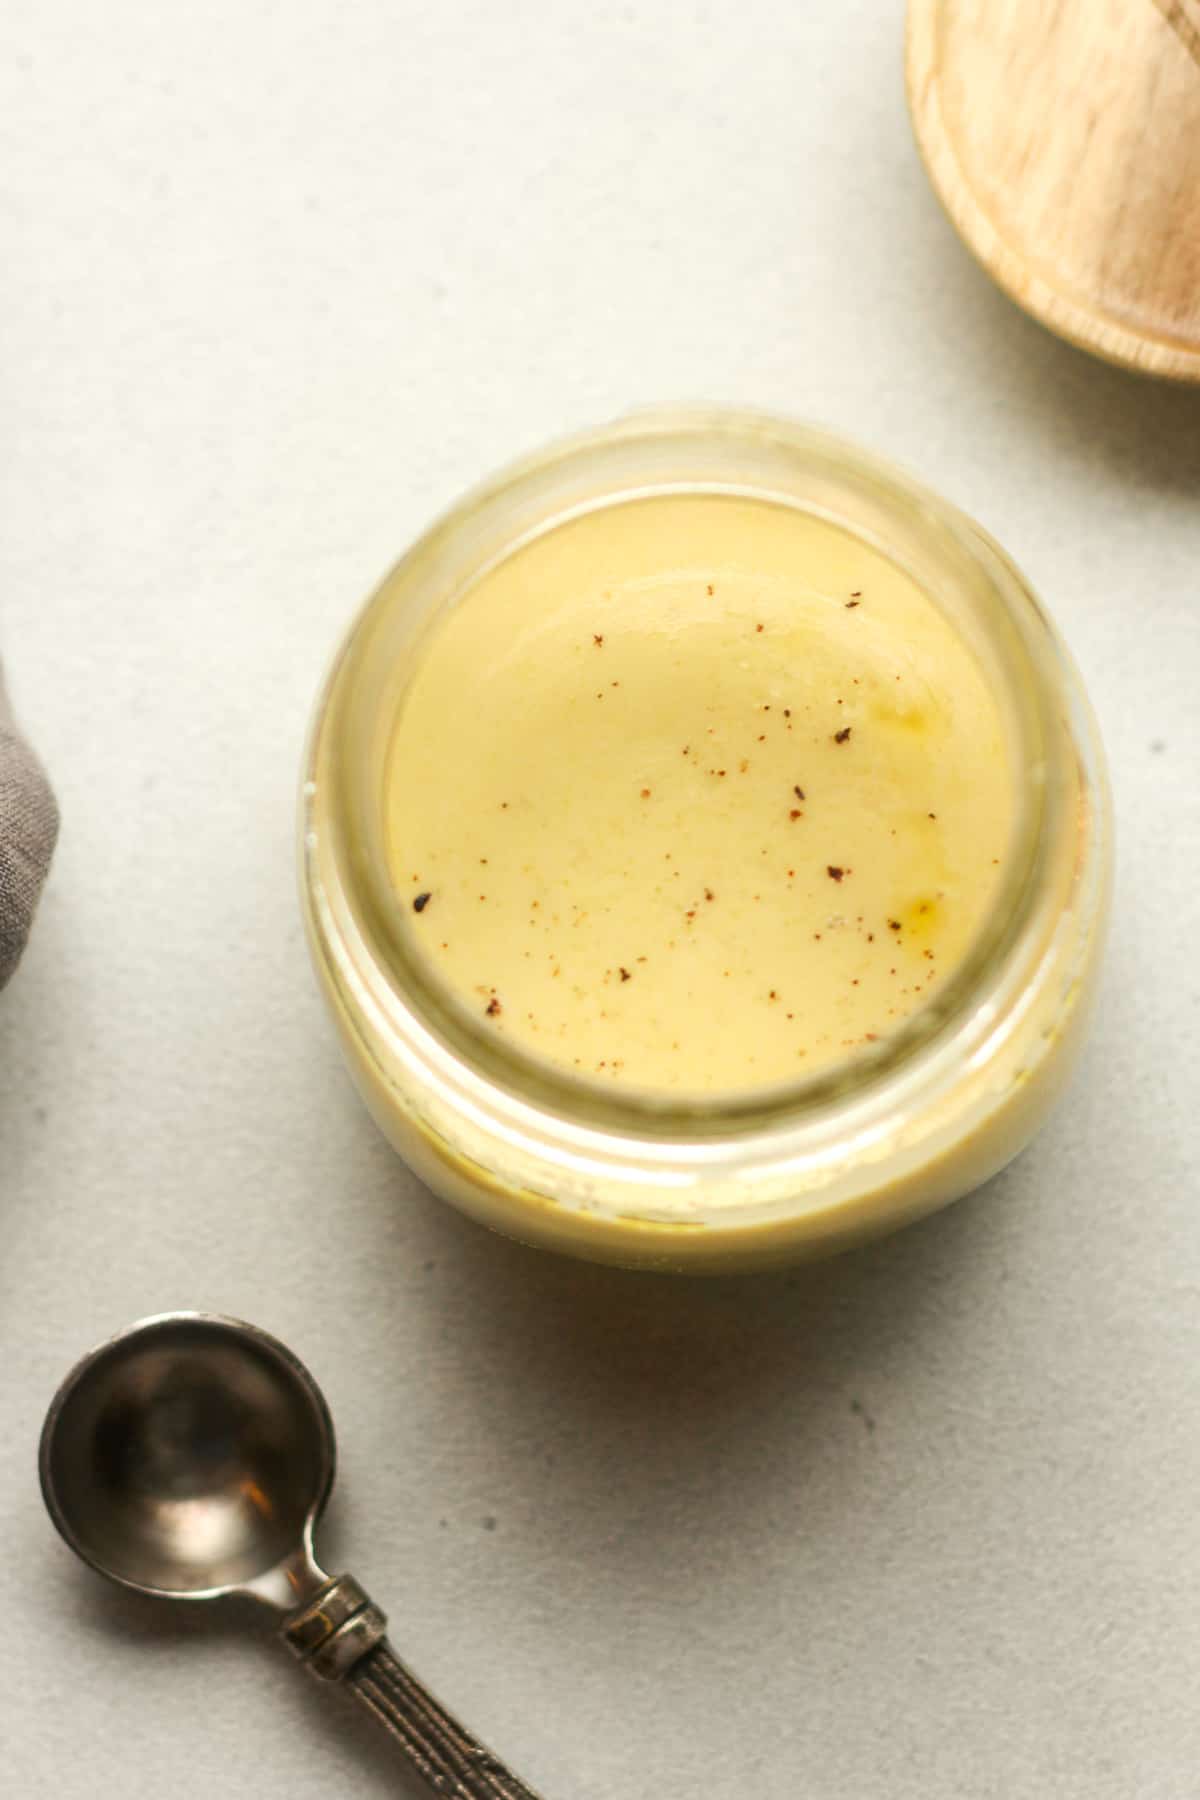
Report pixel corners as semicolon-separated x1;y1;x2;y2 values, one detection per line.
907;0;1200;381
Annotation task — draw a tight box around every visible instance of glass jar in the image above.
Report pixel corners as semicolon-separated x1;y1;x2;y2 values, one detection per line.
300;410;1111;1272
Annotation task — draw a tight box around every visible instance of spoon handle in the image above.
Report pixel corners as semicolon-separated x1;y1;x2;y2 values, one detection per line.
349;1640;545;1798
283;1573;545;1798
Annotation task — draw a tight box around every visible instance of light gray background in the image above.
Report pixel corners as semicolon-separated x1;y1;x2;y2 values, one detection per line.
3;3;1198;1796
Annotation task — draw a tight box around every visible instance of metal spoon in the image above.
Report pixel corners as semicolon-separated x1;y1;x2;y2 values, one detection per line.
39;1311;543;1797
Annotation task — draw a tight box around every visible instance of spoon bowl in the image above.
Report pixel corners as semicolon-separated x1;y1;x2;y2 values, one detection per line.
39;1313;334;1600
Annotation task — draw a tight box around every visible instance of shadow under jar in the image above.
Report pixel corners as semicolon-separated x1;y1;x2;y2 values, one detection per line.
300;410;1110;1272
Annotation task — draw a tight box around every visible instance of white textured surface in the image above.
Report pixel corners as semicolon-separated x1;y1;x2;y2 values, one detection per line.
2;3;1199;1795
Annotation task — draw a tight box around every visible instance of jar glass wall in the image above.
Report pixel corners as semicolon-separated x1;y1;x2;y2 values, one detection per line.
300;410;1111;1272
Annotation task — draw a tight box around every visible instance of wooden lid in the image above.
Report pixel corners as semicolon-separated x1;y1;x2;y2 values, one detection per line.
907;0;1200;382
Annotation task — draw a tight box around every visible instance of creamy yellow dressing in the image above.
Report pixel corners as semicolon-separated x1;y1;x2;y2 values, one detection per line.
384;493;1015;1095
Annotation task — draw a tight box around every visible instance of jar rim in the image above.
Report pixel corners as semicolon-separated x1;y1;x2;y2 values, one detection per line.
307;407;1088;1147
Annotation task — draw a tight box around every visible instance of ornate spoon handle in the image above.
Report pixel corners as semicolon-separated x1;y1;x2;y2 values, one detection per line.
349;1639;544;1798
283;1574;545;1798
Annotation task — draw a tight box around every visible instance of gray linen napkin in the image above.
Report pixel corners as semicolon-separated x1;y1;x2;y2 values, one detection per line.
0;668;58;990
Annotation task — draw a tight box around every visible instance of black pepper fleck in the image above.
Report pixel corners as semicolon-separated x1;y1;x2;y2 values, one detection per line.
412;892;432;913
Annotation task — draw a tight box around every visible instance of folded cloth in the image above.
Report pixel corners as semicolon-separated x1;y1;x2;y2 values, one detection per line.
0;668;58;990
